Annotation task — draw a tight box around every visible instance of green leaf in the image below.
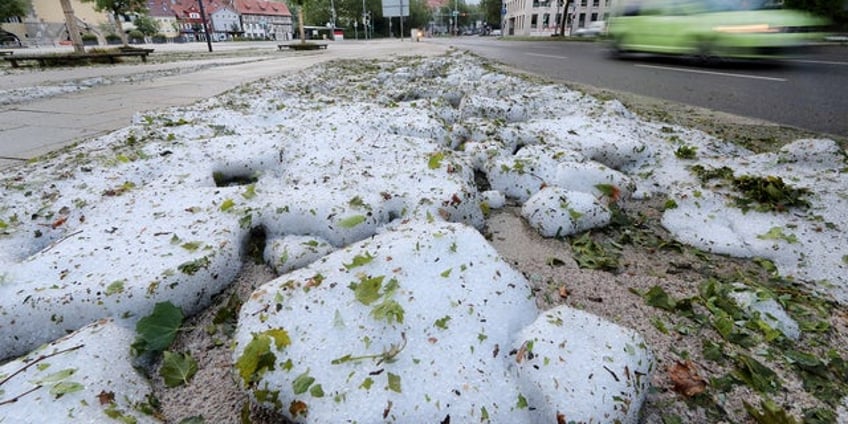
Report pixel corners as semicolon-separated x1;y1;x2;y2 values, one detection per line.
387;372;402;393
428;152;444;169
235;330;288;385
161;351;198;388
242;184;257;200
343;252;375;270
181;241;202;252
440;268;452;278
105;280;125;295
372;299;405;324
292;370;315;395
178;417;205;424
265;328;291;350
350;275;384;305
49;381;83;398
643;285;677;311
733;353;781;394
132;302;184;356
219;198;235;212
31;368;76;385
757;227;798;244
516;393;528;409
434;315;451;330
744;399;798;424
309;384;325;398
338;215;366;229
360;377;374;390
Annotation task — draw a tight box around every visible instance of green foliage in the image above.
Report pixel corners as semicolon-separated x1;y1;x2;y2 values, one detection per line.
132;301;184;356
338;215;366;228
569;233;620;271
235;329;291;386
0;0;30;24
160;351;198;387
133;14;160;36
675;145;698;159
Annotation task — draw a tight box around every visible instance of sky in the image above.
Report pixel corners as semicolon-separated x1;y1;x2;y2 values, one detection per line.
0;51;845;422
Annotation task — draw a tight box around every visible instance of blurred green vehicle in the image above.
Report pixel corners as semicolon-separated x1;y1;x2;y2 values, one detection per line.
607;0;829;60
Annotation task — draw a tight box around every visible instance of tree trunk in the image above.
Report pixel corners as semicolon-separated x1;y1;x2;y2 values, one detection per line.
60;0;85;53
114;12;129;46
298;7;306;43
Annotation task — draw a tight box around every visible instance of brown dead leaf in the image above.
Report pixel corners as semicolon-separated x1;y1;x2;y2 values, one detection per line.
558;286;569;299
97;390;115;405
51;215;68;229
516;341;528;364
437;208;451;220
289;400;308;417
669;360;706;397
557;412;567;424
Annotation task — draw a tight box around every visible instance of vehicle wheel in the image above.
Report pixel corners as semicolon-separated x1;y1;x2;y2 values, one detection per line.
607;36;625;59
696;41;720;65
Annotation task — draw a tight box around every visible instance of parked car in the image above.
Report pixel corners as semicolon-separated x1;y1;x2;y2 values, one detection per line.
606;0;828;60
490;29;503;36
573;21;607;37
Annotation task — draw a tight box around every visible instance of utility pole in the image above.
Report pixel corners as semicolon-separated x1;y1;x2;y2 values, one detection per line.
558;0;570;37
59;0;84;54
197;0;213;52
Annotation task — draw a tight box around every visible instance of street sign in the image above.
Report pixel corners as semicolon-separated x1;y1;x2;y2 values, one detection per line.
382;0;409;17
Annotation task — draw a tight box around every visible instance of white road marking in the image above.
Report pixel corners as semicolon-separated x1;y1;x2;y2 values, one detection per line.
789;59;848;66
634;64;788;82
525;53;569;60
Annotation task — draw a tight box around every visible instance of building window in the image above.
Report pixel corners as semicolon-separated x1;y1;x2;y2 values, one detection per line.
591;12;598;21
580;0;587;6
592;0;599;6
531;14;538;28
542;13;550;28
578;13;585;27
533;0;540;7
555;13;562;27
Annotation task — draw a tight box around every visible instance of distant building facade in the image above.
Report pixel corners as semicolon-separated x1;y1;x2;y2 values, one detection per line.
503;0;611;36
1;0;291;46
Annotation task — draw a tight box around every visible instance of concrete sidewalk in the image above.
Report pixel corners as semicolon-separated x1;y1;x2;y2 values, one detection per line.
0;40;447;170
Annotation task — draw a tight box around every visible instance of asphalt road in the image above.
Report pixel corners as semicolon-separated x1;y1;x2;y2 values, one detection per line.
430;37;848;138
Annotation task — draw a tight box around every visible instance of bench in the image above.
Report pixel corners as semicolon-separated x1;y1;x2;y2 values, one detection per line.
2;50;151;68
278;43;328;51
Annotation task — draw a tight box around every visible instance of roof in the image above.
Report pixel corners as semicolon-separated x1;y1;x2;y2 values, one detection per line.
233;0;291;16
147;0;176;17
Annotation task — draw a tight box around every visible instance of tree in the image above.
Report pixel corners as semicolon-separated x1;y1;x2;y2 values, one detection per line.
0;0;30;28
291;0;308;42
79;0;148;45
479;0;501;29
133;14;160;36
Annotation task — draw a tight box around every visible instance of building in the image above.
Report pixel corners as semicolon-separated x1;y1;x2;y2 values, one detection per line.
209;5;242;41
503;0;611;36
2;0;121;47
233;0;293;41
147;0;180;39
1;0;291;46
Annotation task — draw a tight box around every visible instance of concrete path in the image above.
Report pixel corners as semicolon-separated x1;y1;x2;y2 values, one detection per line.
0;40;448;170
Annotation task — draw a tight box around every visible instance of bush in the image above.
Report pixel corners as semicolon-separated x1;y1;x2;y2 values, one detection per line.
81;33;98;45
105;33;122;45
152;33;167;43
128;30;145;44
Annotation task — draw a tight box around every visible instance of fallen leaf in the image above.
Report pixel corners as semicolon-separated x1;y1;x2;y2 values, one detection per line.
557;412;567;424
558;286;569;299
669;360;706;397
97;390;115;405
51;215;68;229
289;400;308;417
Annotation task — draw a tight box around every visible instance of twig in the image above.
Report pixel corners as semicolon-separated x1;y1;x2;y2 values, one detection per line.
0;385;42;406
0;344;84;387
38;230;83;255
